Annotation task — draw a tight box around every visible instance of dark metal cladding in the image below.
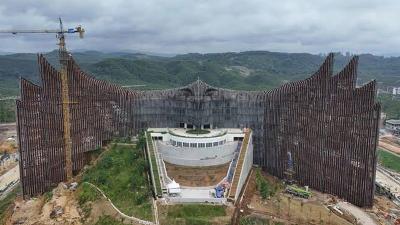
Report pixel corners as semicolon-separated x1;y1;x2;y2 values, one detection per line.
16;53;379;207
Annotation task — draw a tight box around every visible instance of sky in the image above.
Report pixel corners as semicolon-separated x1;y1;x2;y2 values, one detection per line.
0;0;399;56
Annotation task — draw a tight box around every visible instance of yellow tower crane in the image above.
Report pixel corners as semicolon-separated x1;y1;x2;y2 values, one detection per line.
0;18;85;181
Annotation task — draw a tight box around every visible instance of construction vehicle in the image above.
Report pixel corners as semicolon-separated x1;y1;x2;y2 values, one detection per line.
285;185;312;199
284;151;295;184
0;18;85;181
282;151;312;198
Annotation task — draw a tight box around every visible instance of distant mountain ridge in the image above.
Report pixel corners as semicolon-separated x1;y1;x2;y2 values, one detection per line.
1;50;399;97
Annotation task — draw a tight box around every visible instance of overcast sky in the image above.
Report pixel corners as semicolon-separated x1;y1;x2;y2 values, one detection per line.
0;0;399;56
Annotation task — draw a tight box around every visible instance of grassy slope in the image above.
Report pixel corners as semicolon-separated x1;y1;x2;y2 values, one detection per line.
240;216;284;225
94;215;125;225
161;204;227;225
82;139;153;221
378;148;400;172
0;185;21;224
0;99;15;123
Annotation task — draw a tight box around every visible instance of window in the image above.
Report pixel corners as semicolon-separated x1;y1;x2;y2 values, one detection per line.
206;143;212;147
203;124;211;129
187;124;194;129
177;142;182;147
198;143;205;148
190;143;197;148
219;141;224;145
171;140;177;146
183;142;189;147
213;142;218;147
179;122;185;128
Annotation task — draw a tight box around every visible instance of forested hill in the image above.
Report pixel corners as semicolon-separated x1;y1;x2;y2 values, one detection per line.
1;50;400;97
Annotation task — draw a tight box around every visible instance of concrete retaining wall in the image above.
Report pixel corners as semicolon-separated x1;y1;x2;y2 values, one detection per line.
157;141;237;166
235;135;253;200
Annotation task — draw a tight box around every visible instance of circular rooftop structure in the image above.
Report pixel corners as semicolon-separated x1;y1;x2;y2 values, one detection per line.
168;128;227;138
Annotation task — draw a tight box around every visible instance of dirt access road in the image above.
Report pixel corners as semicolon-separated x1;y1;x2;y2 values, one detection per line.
337;202;378;225
0;123;16;143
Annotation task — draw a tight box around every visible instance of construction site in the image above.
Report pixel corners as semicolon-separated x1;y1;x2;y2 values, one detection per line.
1;20;400;225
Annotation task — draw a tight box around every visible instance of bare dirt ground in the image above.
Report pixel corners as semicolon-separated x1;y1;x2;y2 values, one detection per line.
6;183;82;225
239;171;355;225
164;162;229;186
3;144;145;225
5;182;144;225
379;136;400;155
84;197;144;225
0;142;17;155
0;123;17;157
238;171;400;225
0;123;16;143
371;195;400;225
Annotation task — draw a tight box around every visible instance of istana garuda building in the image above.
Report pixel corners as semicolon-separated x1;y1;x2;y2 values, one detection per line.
16;53;380;207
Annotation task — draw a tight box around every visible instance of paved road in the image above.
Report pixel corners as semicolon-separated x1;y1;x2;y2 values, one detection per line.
0;165;19;200
0;180;19;200
337;202;378;225
0;165;19;190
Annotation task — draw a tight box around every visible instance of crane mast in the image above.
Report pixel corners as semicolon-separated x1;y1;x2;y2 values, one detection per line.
58;18;73;181
0;18;85;181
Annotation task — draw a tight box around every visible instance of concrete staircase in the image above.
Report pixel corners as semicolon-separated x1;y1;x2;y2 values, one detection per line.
228;129;250;200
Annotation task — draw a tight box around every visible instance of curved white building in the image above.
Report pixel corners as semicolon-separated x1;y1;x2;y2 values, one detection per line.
149;128;245;166
146;127;253;204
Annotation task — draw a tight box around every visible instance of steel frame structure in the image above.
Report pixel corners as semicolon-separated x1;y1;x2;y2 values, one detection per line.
16;53;379;207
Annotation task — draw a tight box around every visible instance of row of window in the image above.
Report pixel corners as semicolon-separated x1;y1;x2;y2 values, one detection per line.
170;139;226;148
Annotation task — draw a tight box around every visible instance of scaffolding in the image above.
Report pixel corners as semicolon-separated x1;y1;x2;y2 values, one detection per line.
16;53;380;207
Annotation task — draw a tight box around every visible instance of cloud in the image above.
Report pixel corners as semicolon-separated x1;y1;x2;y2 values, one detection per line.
0;0;399;55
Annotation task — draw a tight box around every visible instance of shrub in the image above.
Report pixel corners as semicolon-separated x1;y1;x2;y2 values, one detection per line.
99;156;113;169
255;169;275;199
240;216;270;225
43;191;53;203
95;215;125;225
165;205;226;225
78;183;99;205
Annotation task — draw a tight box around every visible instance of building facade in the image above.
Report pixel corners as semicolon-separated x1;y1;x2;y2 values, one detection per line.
16;53;380;207
385;119;400;136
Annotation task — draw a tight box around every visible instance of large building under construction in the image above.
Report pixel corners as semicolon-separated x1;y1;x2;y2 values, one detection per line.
16;53;380;207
